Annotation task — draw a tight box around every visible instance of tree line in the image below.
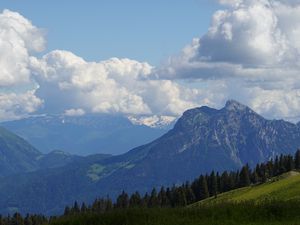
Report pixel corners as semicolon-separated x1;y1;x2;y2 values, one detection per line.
0;150;300;225
64;150;300;214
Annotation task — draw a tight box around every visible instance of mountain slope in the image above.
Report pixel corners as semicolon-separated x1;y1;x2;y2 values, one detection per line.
1;114;172;155
0;126;41;177
0;126;83;177
1;100;300;215
98;100;300;189
192;171;300;206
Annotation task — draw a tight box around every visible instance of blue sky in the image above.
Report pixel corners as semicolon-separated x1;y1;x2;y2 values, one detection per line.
0;0;300;122
0;0;219;65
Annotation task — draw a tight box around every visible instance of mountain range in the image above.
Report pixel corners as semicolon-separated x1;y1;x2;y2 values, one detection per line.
0;100;300;215
0;127;82;177
1;114;173;155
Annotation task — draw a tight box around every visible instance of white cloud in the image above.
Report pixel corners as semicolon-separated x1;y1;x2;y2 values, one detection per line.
29;50;205;117
0;9;45;87
0;90;43;121
1;4;300;122
153;0;300;121
64;108;85;117
0;9;45;120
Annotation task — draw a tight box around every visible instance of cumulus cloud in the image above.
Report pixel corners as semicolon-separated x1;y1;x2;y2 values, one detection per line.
0;9;45;87
29;50;203;116
0;90;43;121
1;3;300;122
153;0;300;120
0;9;45;120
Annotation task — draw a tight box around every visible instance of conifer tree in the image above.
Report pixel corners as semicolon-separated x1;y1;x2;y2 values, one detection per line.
239;165;251;187
295;150;300;169
129;191;142;207
80;202;87;213
158;186;168;207
191;177;201;201
116;191;129;208
210;171;218;198
105;197;113;211
64;206;71;216
142;192;150;208
148;188;159;207
287;155;295;171
199;175;209;200
173;187;187;206
184;182;196;204
71;201;80;214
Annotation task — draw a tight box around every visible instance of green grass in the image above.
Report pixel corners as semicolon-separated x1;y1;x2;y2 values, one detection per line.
192;171;300;207
49;171;300;225
49;201;300;225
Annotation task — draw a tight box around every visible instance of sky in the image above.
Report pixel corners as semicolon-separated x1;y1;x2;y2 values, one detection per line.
0;0;219;65
0;0;300;122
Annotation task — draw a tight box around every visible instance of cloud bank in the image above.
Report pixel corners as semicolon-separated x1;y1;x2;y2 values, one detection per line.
154;0;300;120
1;1;300;122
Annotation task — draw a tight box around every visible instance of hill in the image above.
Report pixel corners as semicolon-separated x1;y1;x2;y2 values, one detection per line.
192;171;300;206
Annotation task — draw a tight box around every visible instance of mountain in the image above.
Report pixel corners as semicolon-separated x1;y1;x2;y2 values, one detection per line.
0;127;41;177
1;114;173;155
0;126;83;177
0;100;300;215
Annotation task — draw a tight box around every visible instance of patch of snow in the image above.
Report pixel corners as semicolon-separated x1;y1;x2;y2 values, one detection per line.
128;115;176;128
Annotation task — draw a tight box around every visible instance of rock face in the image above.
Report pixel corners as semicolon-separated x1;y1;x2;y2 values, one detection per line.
0;100;300;215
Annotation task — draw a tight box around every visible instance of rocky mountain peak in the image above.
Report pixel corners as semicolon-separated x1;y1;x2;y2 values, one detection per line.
224;99;248;111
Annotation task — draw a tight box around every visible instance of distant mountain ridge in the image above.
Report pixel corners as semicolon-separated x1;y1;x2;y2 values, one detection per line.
1;114;173;155
0;100;300;215
0;126;82;177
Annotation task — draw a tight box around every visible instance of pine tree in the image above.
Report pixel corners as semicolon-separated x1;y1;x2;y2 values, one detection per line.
64;206;71;216
105;197;113;211
274;156;280;176
148;188;159;207
199;175;209;200
287;155;295;171
158;186;168;207
239;165;251;187
173;187;187;206
12;212;24;225
191;177;201;201
251;170;259;184
24;214;33;225
210;171;218;198
129;191;142;207
80;202;87;213
184;182;196;204
295;150;300;169
116;191;129;208
72;201;80;214
142;192;150;208
166;188;173;207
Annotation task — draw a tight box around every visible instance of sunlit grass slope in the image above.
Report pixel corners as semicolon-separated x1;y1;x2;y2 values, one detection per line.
192;171;300;207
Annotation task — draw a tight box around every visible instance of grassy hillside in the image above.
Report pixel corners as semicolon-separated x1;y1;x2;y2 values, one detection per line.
192;171;300;206
49;201;300;225
48;172;300;225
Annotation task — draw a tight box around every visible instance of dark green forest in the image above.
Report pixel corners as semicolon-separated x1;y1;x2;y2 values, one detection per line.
1;150;300;225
